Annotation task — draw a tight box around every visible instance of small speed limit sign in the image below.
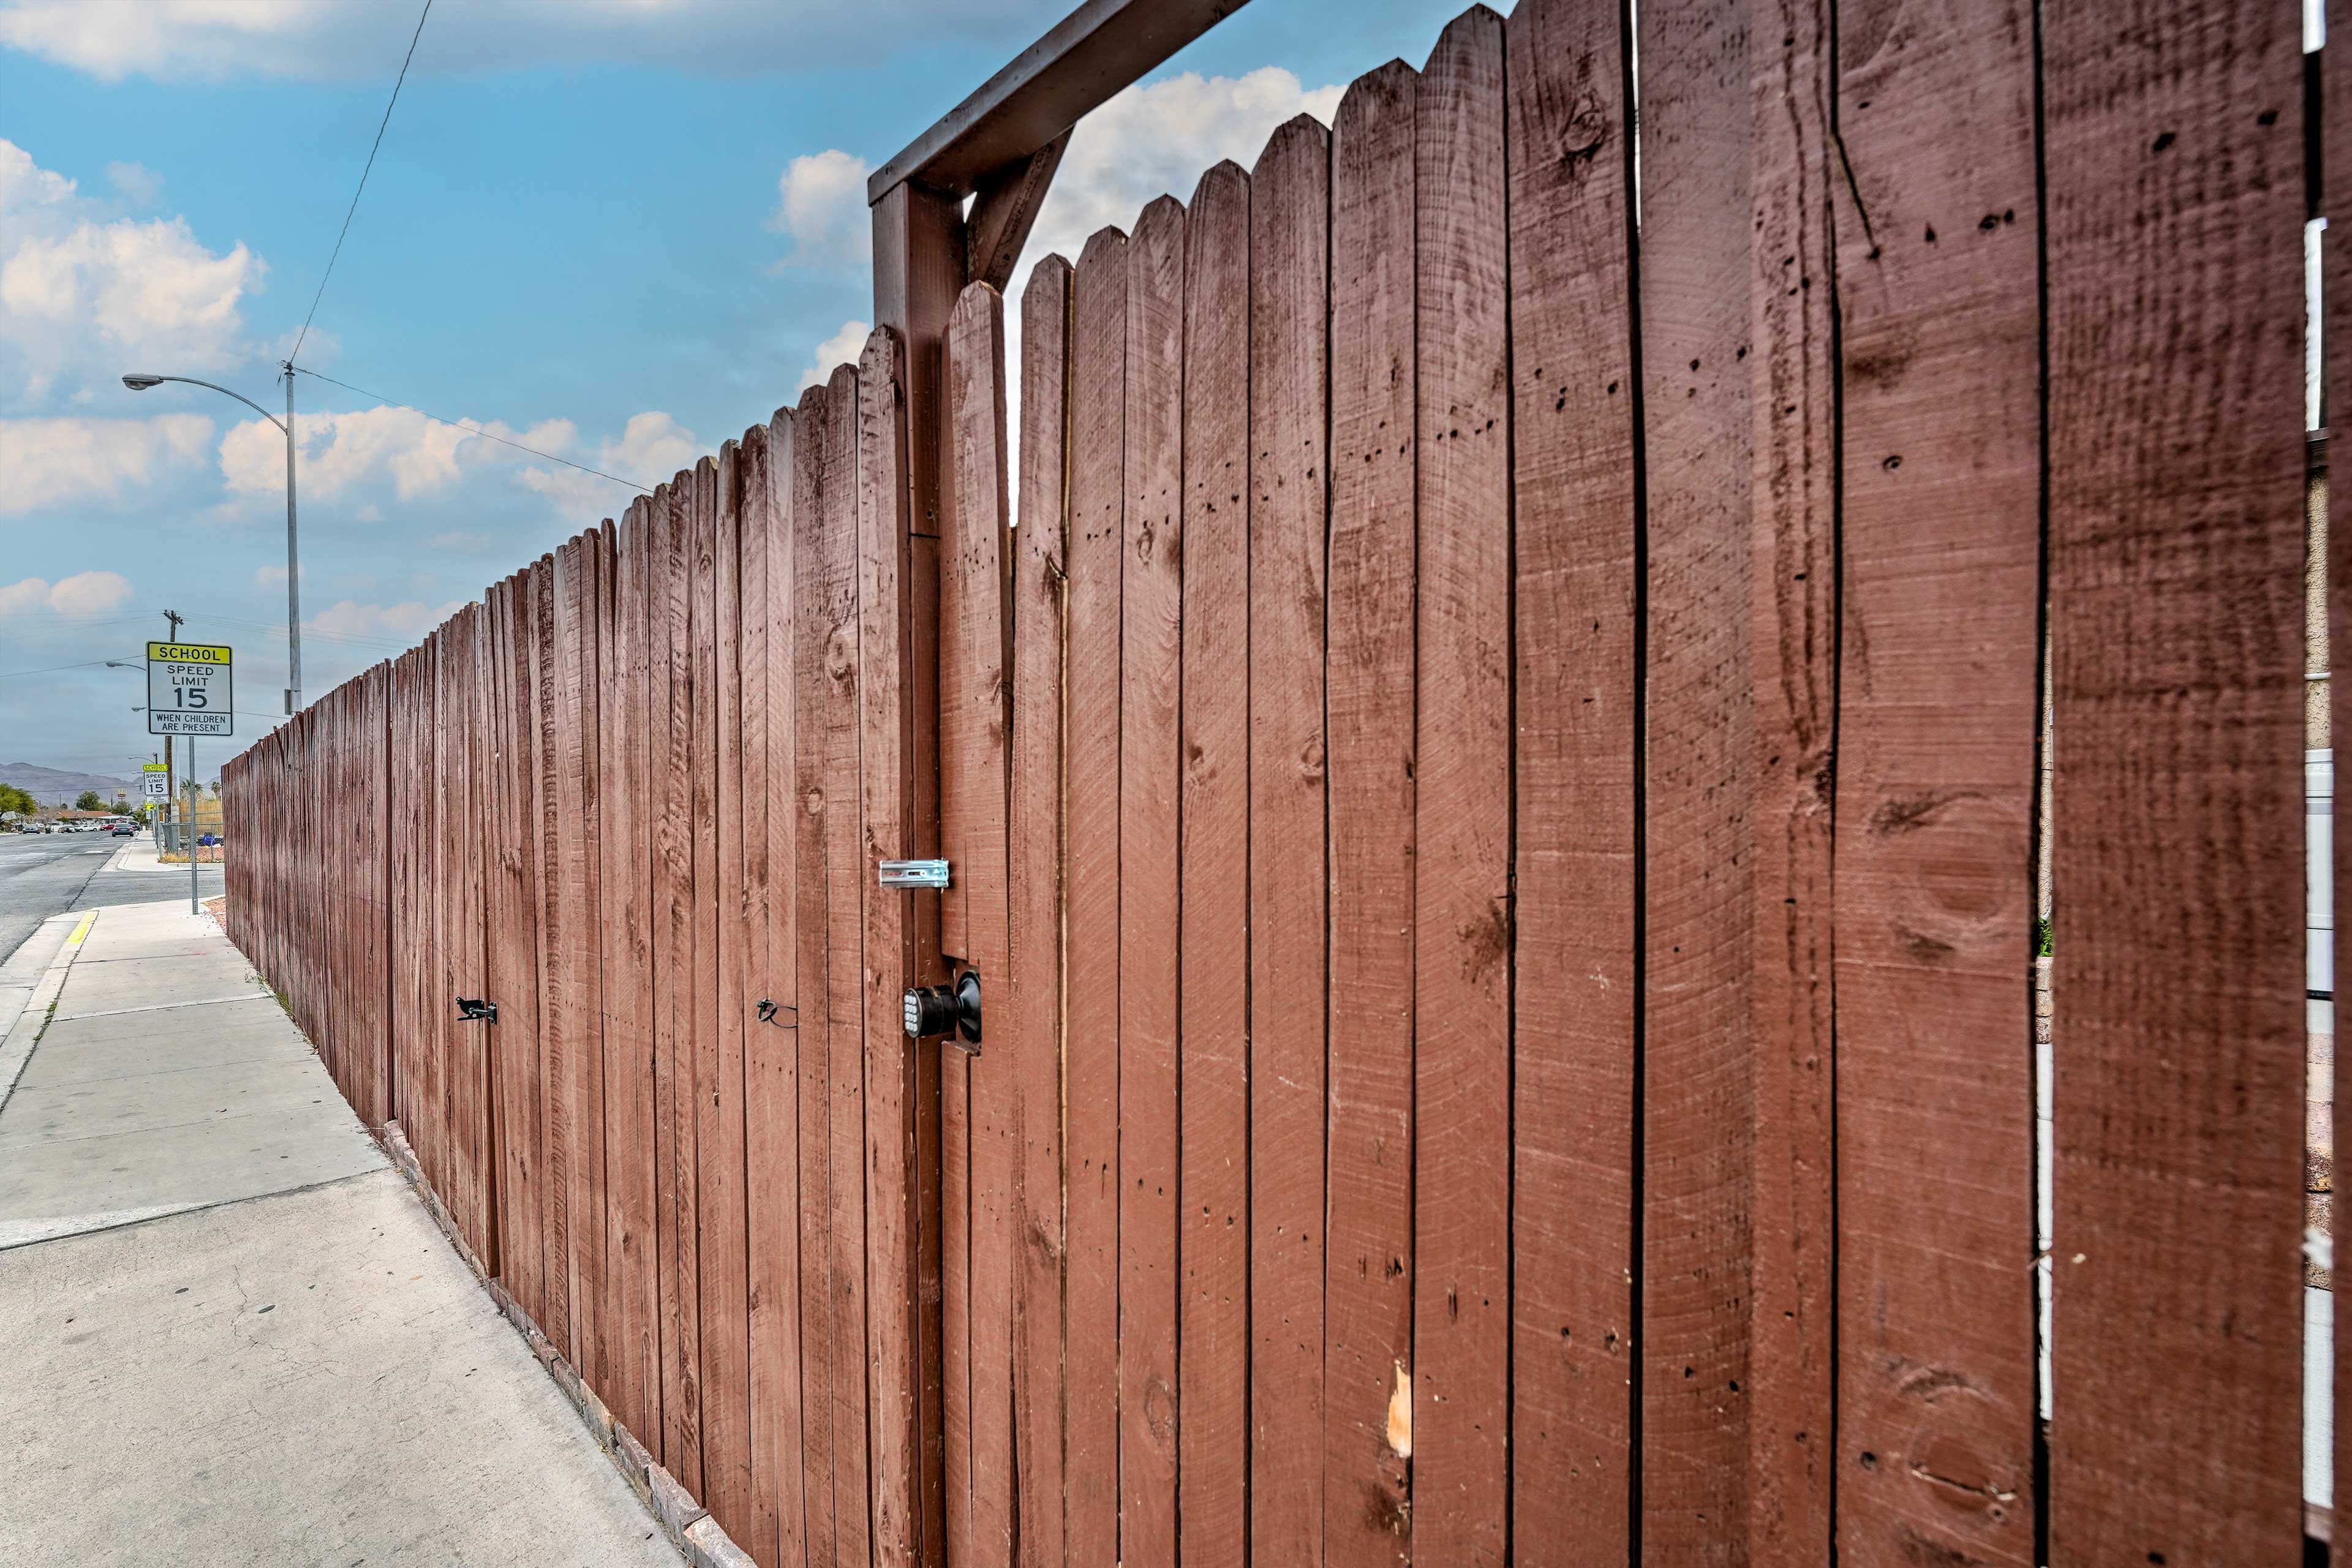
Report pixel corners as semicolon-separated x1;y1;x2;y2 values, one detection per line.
147;641;233;736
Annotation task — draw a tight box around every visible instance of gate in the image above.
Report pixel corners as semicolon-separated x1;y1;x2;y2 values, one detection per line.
224;0;2328;1559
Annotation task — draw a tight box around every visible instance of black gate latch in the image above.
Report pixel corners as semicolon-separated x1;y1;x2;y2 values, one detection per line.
902;968;981;1056
455;997;497;1023
757;998;797;1027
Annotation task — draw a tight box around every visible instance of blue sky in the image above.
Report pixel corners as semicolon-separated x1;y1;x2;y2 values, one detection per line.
0;0;1470;781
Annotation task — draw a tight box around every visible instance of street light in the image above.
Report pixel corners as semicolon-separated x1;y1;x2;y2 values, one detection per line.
121;368;301;714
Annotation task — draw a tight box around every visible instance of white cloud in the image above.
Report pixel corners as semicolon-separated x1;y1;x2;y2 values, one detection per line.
771;150;872;271
0;569;135;619
221;405;575;503
0;138;72;211
799;319;870;392
106;160;161;206
0;139;268;403
306;598;467;644
0;577;45;617
989;69;1343;520
1025;68;1344;273
0;0;1038;81
0;413;212;513
518;409;699;517
252;563;307;589
427;529;489;553
48;568;133;616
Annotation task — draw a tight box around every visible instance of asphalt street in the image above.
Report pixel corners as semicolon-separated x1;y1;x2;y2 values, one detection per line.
0;835;222;967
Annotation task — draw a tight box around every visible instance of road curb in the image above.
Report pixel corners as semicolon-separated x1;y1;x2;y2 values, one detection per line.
377;1120;756;1568
0;908;96;1117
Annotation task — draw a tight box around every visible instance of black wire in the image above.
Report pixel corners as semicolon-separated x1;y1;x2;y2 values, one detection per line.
290;0;434;366
289;366;654;494
0;658;143;679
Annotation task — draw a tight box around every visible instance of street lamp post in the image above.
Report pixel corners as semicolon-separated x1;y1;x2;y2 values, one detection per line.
122;368;300;714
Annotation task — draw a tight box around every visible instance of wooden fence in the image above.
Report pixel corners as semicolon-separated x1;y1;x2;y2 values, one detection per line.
223;0;2327;1561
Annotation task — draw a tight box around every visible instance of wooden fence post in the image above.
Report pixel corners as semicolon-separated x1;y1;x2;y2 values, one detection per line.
872;179;959;1568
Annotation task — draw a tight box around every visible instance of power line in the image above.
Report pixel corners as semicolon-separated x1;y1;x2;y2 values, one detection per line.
291;366;654;493
198;611;391;641
195;612;417;654
290;0;434;366
0;657;143;679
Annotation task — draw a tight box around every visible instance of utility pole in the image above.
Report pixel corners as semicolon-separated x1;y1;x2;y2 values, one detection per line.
285;363;301;715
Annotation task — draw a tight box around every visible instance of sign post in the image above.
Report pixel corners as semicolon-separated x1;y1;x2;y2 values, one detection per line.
142;761;168;855
146;641;230;915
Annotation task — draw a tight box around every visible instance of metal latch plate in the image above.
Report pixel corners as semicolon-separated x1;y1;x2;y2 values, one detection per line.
878;859;951;889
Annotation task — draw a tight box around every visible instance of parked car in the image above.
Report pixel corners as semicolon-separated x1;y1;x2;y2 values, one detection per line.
110;824;134;837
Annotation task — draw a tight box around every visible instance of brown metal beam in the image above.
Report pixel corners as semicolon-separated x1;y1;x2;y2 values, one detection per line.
865;0;1251;205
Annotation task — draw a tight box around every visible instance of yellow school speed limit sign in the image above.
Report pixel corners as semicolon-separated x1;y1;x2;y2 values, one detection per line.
147;641;233;736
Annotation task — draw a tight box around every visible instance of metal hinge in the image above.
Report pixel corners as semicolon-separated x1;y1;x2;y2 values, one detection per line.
878;858;951;889
455;997;497;1024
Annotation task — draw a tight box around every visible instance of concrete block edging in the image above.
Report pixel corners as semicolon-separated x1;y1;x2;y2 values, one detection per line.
378;1121;756;1568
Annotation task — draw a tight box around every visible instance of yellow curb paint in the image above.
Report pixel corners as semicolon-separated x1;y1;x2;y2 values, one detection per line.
66;913;95;947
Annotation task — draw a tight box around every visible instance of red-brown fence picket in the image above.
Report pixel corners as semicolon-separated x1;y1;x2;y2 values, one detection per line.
226;341;933;1566
219;0;2329;1561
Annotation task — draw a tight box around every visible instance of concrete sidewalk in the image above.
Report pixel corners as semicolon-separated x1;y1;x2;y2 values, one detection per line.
0;899;679;1565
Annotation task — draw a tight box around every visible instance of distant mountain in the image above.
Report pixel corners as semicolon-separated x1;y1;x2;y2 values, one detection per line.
0;762;138;807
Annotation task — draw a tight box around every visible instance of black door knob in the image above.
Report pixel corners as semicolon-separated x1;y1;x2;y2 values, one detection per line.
903;983;958;1039
902;968;981;1055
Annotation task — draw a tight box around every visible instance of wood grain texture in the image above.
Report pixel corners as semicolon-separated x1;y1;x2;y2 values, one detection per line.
1064;223;1129;1568
578;533;613;1396
790;384;842;1563
1247;111;1339;1568
940;322;979;1568
819;361;875;1568
1180;154;1254;1568
750;411;810;1568
946;281;1018;1568
652;487;697;1480
705;444;756;1543
1011;257;1072;1568
534;555;578;1367
1121;191;1186;1568
1502;0;1639;1553
553;547;590;1373
1324;61;1418;1568
872;167;957;1568
584;522;622;1419
1747;0;1840;1551
858;329;926;1567
732;434;780;1556
526;564;567;1354
873;173;957;1568
2044;0;2307;1557
1831;0;2039;1561
2332;0;2352;1545
611;503;660;1464
473;600;496;1267
687;460;723;1498
1635;0;1757;1551
491;574;547;1333
1412;13;1510;1564
423;623;447;1232
439;611;471;1247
